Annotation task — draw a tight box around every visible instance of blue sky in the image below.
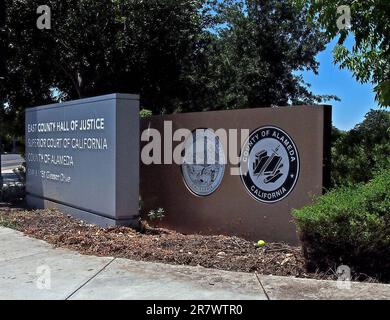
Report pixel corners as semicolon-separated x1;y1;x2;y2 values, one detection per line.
301;36;379;131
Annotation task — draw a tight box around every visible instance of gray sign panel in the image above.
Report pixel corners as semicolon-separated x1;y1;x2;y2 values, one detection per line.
25;94;140;226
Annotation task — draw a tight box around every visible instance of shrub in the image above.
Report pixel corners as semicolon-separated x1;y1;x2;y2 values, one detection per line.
293;169;390;281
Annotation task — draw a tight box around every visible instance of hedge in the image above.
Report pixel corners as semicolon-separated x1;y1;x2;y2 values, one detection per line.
293;169;390;281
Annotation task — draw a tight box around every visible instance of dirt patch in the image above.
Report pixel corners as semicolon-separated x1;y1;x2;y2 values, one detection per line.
0;204;380;283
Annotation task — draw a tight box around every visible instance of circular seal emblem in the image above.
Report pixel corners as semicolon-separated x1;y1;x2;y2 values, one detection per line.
240;126;300;203
182;129;225;196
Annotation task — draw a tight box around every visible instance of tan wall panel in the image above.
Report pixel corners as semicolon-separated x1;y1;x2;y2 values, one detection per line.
140;106;331;244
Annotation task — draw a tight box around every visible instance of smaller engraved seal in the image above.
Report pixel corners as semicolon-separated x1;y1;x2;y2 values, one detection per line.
182;129;225;196
240;126;300;203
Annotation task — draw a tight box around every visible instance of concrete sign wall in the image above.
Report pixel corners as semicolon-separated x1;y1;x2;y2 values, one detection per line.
140;106;331;244
26;94;140;226
25;96;330;244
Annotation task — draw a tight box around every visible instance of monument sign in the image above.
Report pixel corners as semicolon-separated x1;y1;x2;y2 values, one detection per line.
25;94;140;226
25;94;331;244
140;106;331;244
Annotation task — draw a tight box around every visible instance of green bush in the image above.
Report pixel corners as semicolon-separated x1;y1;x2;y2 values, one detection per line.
293;169;390;280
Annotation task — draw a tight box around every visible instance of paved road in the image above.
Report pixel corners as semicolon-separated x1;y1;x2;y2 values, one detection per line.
0;226;389;300
1;154;24;171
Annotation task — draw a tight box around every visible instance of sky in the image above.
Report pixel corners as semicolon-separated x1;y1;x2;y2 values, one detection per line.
301;36;379;131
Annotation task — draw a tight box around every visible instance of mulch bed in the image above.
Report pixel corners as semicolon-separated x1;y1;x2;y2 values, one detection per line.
0;204;380;283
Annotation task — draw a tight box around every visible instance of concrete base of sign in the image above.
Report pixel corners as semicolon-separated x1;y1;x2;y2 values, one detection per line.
26;194;140;227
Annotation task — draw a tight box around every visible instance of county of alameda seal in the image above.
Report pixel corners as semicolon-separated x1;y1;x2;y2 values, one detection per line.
182;129;225;196
240;126;300;203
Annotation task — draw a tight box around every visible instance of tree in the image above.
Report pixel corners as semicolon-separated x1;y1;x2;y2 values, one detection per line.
199;0;336;110
331;109;390;187
0;0;8;152
294;0;390;107
1;0;214;132
1;0;332;138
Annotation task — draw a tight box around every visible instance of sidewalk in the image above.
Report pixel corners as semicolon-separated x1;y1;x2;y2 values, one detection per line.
0;226;389;300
